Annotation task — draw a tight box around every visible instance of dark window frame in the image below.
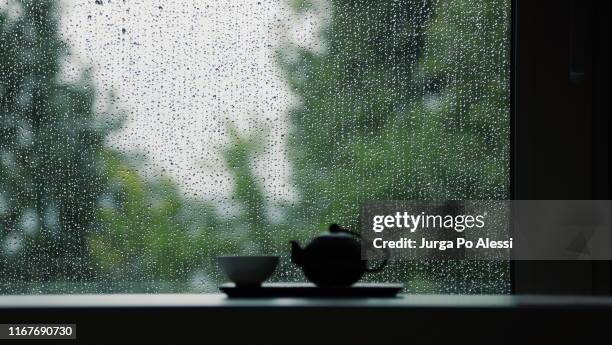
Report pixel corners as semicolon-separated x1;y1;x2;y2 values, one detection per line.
512;0;611;294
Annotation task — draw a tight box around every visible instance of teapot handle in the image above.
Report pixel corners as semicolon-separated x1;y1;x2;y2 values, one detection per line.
329;224;388;273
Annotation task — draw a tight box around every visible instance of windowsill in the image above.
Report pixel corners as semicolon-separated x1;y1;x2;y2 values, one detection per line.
2;293;612;309
3;293;612;342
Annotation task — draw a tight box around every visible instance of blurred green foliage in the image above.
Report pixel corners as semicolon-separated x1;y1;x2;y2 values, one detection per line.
281;0;509;229
0;0;109;283
277;0;510;292
89;151;227;284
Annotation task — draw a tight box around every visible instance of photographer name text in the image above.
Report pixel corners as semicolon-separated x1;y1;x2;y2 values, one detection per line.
372;237;513;251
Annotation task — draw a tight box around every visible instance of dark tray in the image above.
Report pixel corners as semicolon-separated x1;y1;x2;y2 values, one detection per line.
219;282;403;298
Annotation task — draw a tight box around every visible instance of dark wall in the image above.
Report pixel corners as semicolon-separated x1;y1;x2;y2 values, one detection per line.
513;0;611;294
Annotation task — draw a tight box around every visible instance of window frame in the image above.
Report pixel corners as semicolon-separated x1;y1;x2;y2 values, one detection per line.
512;0;611;294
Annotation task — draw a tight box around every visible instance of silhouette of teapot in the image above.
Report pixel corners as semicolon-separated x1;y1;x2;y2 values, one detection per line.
290;224;387;287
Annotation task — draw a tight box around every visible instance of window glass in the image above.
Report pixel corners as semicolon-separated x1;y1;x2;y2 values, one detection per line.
0;0;510;294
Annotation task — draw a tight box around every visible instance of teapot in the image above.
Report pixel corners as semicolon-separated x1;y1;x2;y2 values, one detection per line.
290;224;387;287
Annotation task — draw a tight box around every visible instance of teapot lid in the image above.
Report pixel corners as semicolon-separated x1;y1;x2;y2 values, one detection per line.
329;223;361;238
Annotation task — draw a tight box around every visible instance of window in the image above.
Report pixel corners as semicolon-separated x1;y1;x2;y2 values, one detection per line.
0;0;511;294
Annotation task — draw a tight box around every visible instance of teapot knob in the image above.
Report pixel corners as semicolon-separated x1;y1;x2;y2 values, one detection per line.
329;223;360;237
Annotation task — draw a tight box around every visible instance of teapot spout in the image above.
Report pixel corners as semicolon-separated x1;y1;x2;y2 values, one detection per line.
290;241;303;266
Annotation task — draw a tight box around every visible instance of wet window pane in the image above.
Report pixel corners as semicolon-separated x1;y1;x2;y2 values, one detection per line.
1;0;510;294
